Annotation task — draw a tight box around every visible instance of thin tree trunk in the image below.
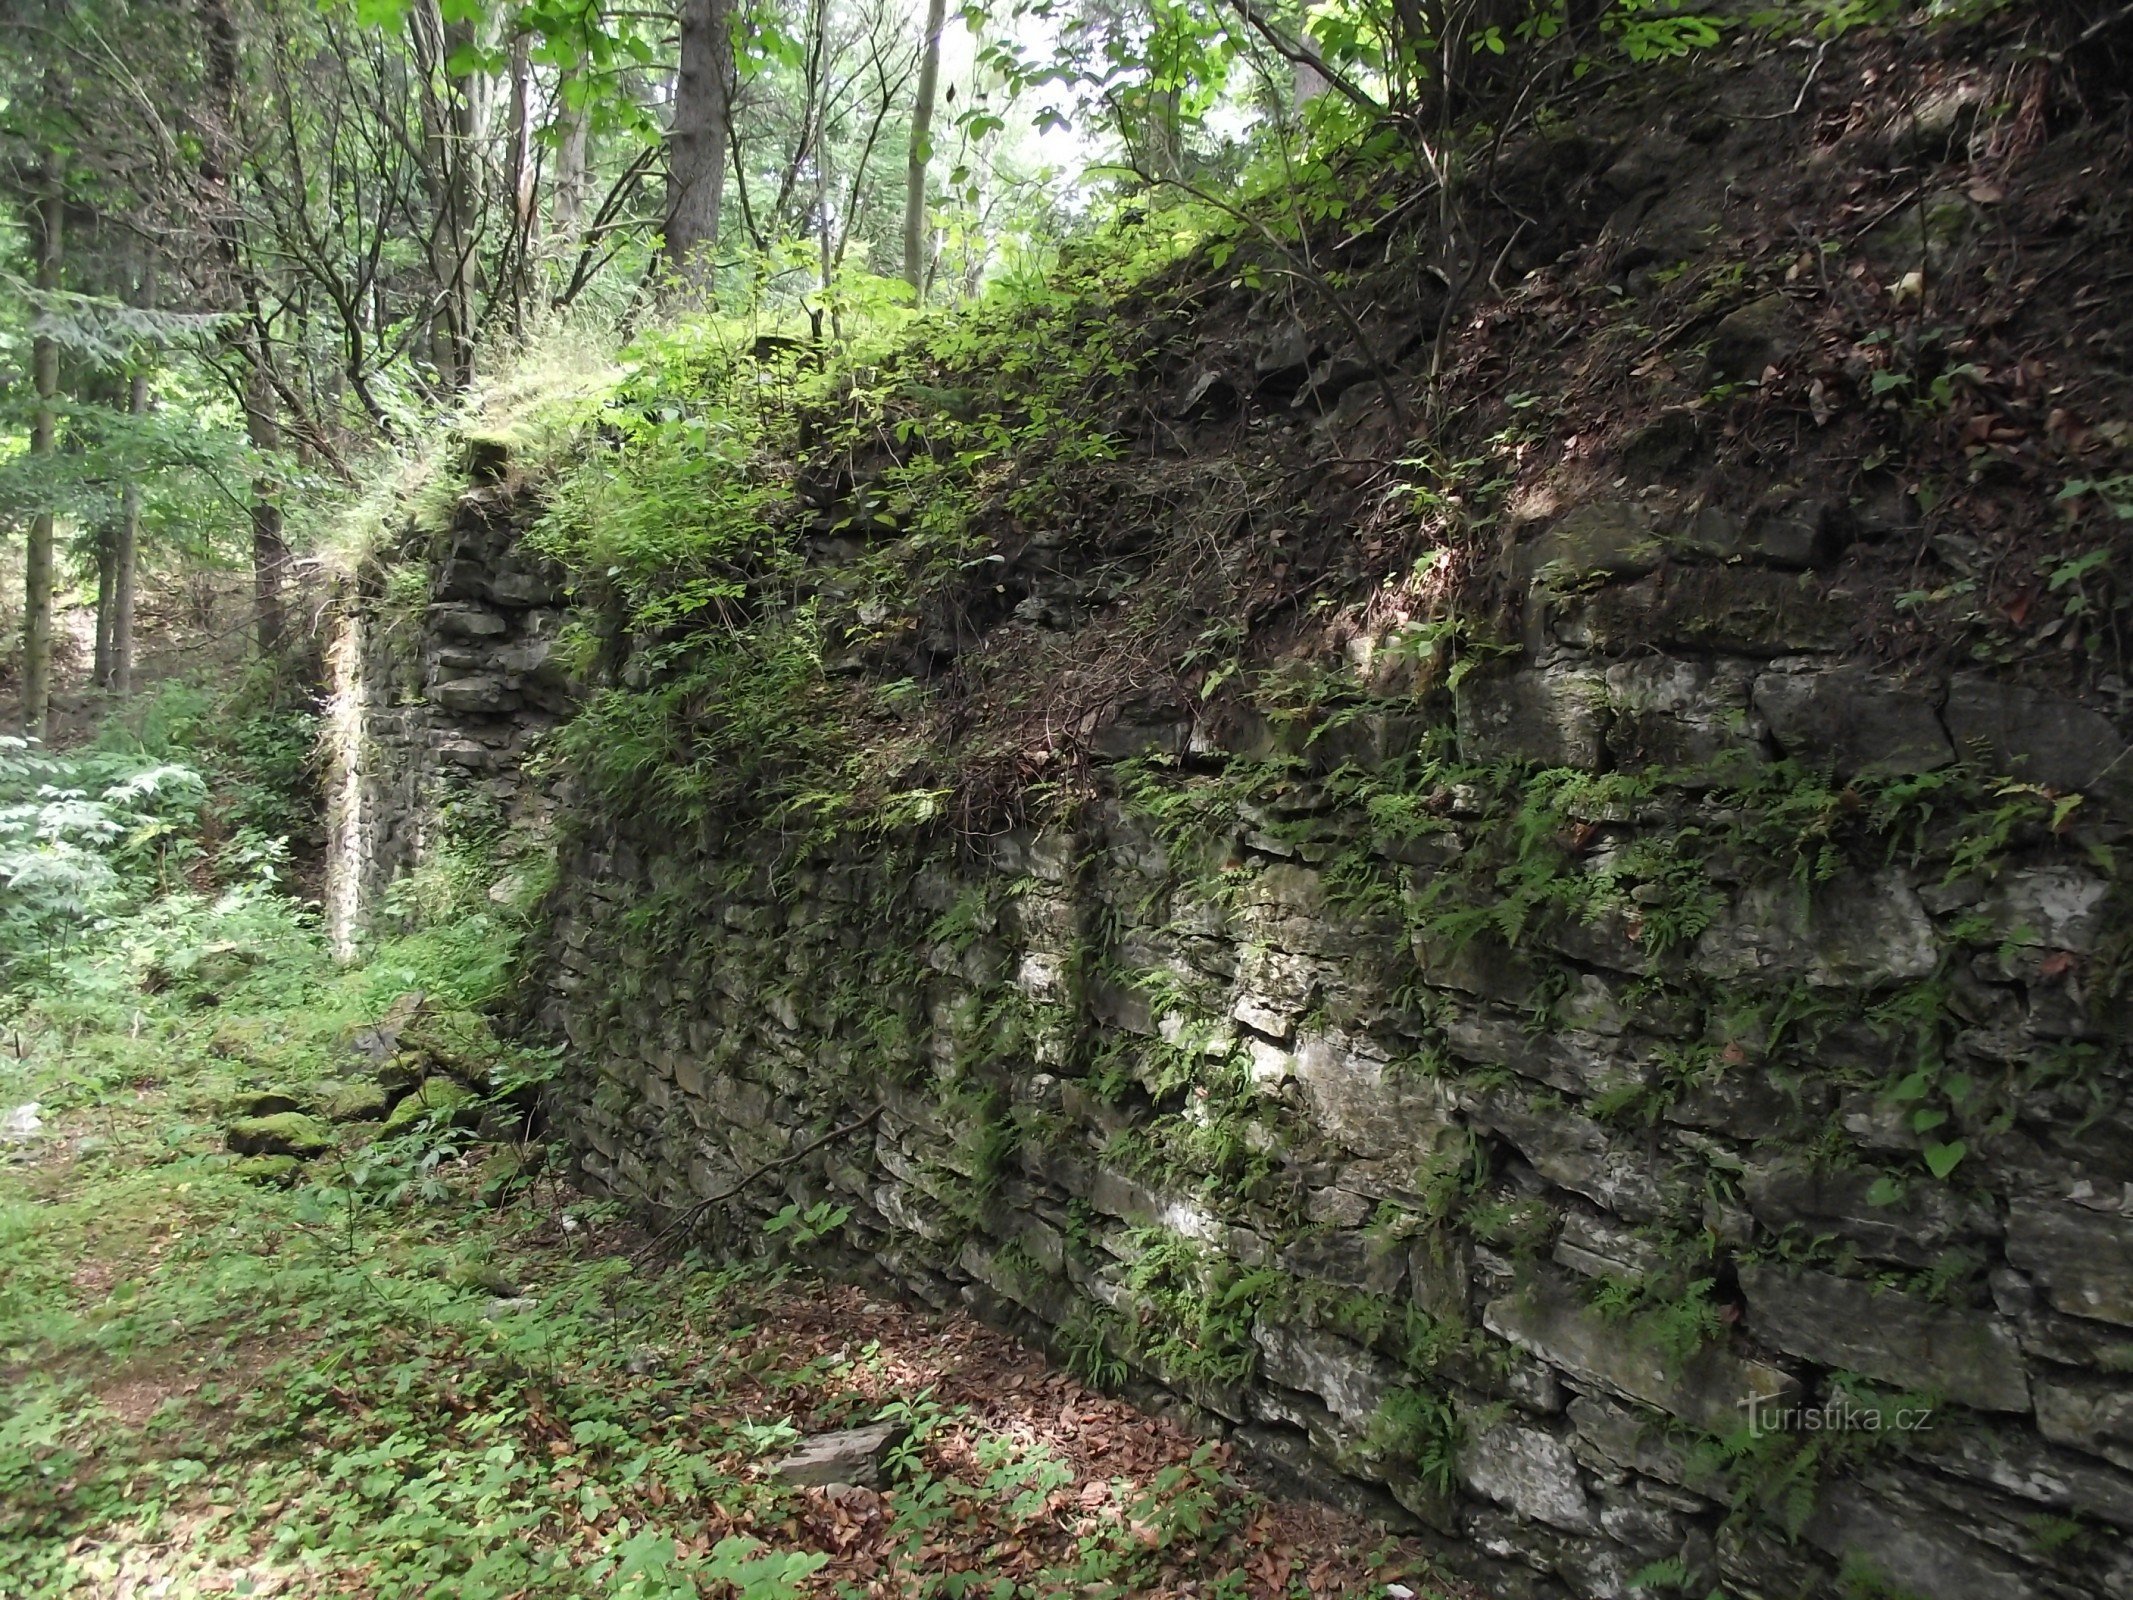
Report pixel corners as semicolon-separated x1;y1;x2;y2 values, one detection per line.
552;80;589;246
94;532;114;689
114;358;145;698
902;0;949;301
665;0;732;298
503;24;537;333
245;358;289;659
406;0;478;388
22;180;61;740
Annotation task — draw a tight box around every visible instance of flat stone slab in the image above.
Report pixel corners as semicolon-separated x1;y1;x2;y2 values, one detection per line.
2006;1199;2133;1329
1484;1278;1797;1435
1739;1263;2030;1413
770;1421;905;1489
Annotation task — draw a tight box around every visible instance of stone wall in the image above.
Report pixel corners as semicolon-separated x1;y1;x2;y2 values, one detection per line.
323;477;570;954
336;482;2133;1600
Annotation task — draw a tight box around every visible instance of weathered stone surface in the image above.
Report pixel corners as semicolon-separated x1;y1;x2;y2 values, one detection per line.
1704;294;1801;384
1752;664;1952;776
1455;668;1610;770
1695;870;1936;988
225;1112;336;1158
1278;1229;1408;1296
1738;1264;2030;1412
771;1422;904;1488
1457;1409;1594;1532
1563;567;1857;656
322;1079;393;1122
430;673;513;712
1252;1319;1401;1427
1552;1210;1667;1283
2036;1373;2133;1471
1520;501;1662;584
1290;1030;1457;1169
1742;1158;1996;1267
1921;1421;2133;1530
1802;1480;2047;1600
1463;1089;1671;1222
1981;868;2114;957
1603;656;1763;772
1484;1278;1797;1433
1443;1010;1647;1099
2006;1200;2133;1328
1945;676;2133;805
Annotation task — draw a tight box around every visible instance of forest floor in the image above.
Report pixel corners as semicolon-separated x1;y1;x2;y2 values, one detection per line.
0;900;1452;1600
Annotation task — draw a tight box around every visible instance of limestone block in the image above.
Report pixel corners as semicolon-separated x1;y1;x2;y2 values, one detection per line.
1552;1210;1668;1283
1802;1479;2048;1600
2036;1373;2133;1471
1945;676;2133;806
1519;500;1662;585
1483;1278;1798;1434
1920;1420;2133;1530
771;1421;904;1489
1277;1229;1408;1297
1251;1319;1402;1427
1742;1157;1998;1268
430;673;514;713
1604;652;1766;772
1291;1029;1458;1168
1410;1233;1472;1325
1980;867;2113;957
1229;946;1321;1039
1752;663;1953;776
1461;1088;1671;1221
1738;1263;2030;1412
1443;1008;1649;1099
1565;1394;1724;1498
1694;869;1935;988
1562;567;1856;656
1455;667;1610;771
2007;1200;2133;1328
1456;1408;1595;1533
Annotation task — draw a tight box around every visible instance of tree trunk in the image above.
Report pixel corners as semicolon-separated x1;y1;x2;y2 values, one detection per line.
902;0;949;301
503;24;537;332
94;532;114;690
552;78;589;247
113;357;145;698
245;358;289;659
407;0;479;387
21;180;61;740
665;0;733;298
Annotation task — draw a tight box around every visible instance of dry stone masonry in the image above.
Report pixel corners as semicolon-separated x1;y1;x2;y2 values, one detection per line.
330;477;2133;1600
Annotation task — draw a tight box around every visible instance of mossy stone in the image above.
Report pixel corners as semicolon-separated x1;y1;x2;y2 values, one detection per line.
226;1112;337;1159
232;1154;304;1186
223;1088;305;1119
322;1079;392;1123
382;1075;479;1135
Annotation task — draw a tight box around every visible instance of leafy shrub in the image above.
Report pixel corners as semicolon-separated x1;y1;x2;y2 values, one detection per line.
0;738;206;978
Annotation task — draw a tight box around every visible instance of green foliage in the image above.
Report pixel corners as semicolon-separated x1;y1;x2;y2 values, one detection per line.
0;738;207;980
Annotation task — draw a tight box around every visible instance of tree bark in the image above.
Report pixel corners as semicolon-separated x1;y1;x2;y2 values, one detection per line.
245;359;289;659
664;0;733;298
22;179;61;740
552;81;589;247
113;354;146;698
902;0;949;301
94;532;114;690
